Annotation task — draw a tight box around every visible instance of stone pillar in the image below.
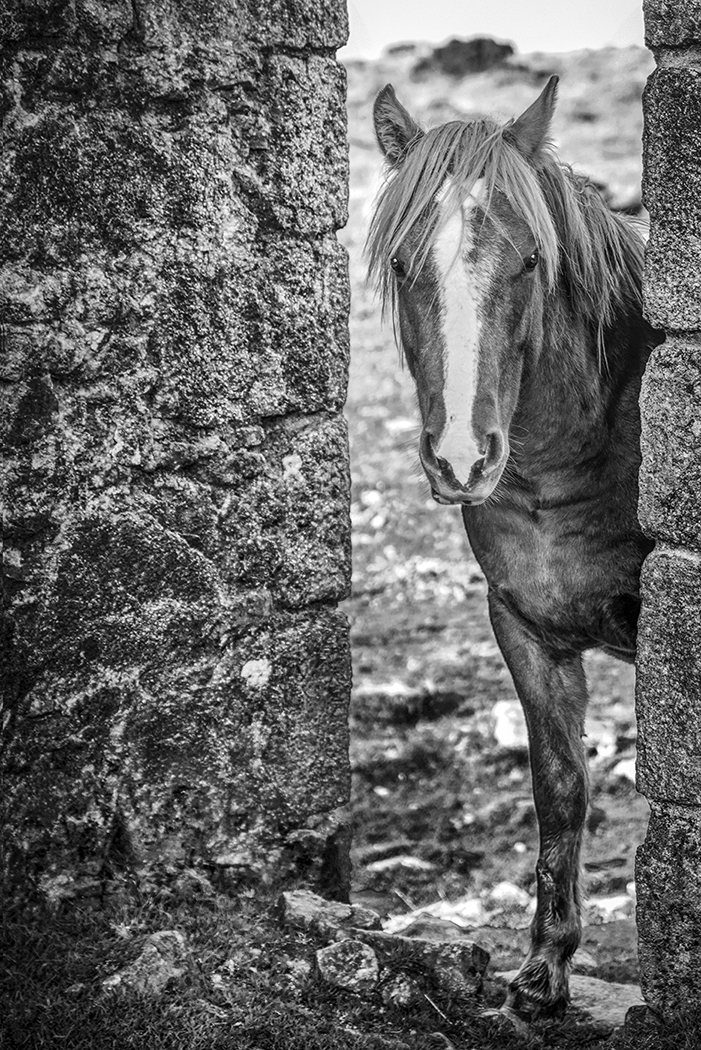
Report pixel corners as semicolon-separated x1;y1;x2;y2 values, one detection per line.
636;0;701;1016
0;0;351;905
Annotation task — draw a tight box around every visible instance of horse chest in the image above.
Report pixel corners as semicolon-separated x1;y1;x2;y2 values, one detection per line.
500;517;592;609
464;501;635;641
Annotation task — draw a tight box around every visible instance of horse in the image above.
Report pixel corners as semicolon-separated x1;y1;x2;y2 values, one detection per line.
368;76;663;1023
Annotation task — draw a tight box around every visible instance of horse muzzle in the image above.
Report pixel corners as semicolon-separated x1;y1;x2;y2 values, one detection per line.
419;429;507;506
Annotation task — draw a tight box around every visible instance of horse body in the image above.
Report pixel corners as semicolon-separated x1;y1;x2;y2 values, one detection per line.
369;76;662;1021
466;299;653;661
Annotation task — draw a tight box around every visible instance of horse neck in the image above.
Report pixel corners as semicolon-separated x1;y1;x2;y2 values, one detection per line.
512;287;651;477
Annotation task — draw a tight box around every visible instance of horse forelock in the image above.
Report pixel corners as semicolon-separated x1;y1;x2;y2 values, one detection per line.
367;113;645;365
367;119;559;312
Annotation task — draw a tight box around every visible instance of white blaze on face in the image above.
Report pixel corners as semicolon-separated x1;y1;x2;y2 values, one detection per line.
431;178;486;486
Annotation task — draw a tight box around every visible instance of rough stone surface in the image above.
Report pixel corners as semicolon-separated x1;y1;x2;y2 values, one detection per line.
380;973;422;1008
279;888;382;936
638;338;701;548
636;548;701;802
644;0;701;49
636;802;701;1013
642;68;701;329
356;930;489;999
316;939;380;994
0;0;351;902
638;2;701;1020
102;930;188;996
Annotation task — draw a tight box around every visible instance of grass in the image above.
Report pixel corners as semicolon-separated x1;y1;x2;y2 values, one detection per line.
3;893;701;1050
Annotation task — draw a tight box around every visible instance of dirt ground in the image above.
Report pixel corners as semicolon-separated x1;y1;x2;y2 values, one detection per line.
339;45;653;964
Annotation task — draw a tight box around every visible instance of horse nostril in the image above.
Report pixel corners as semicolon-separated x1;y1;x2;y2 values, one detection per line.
484;431;505;472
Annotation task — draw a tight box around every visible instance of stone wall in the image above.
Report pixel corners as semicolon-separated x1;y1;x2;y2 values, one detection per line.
0;0;352;905
637;0;701;1016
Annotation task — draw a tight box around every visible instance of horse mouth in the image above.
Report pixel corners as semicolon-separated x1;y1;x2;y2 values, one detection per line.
420;432;505;506
421;445;503;506
428;456;503;505
430;481;497;506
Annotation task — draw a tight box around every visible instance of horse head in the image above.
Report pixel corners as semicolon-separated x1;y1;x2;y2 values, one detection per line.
370;77;560;505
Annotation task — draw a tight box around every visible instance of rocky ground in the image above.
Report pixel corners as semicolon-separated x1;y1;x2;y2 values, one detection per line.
339;41;655;1024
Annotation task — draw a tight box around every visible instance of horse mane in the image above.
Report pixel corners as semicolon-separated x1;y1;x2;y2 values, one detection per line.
367;115;645;359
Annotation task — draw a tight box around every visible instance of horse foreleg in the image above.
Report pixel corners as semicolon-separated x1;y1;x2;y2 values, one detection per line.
488;592;589;1020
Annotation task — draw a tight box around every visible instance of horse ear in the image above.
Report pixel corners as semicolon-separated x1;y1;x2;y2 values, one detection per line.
508;75;559;158
373;84;423;166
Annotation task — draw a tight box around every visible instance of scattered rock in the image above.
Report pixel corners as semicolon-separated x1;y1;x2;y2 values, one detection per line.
491;700;528;750
431;944;490;998
581;918;637;953
366;855;436;874
612;757;637;783
356;930;489;999
497;970;643;1029
579;919;638;980
380;973;423;1007
349;888;403;920
586;894;635;923
570;974;644;1029
350;904;383;930
355;840;416;865
396;916;533;980
102;930;187;996
316;939;379;994
384;894;492;933
585;717;618;761
486;881;531;910
279;889;382;937
396;915;473;943
454;926;530;971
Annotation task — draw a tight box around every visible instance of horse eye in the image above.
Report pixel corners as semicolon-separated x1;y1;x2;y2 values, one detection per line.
524;250;539;272
390;256;405;277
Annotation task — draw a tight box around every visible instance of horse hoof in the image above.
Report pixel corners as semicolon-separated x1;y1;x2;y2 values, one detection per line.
503;984;569;1023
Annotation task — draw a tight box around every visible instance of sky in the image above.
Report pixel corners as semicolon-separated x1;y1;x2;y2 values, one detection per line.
339;0;645;60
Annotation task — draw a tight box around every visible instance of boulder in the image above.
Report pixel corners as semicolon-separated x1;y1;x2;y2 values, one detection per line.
356;930;489;999
102;930;187;996
279;888;382;936
413;37;514;80
316;940;379;994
